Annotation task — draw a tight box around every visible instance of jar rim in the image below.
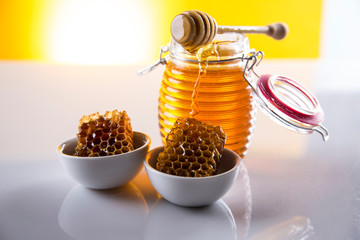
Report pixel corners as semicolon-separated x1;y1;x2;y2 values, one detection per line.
169;32;251;63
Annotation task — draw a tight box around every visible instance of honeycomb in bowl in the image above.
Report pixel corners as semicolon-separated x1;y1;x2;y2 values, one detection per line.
74;110;134;157
156;118;226;177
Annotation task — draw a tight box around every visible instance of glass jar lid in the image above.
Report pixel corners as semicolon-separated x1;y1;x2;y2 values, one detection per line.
253;74;328;141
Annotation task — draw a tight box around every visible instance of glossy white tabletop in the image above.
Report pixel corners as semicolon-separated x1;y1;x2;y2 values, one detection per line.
0;62;359;239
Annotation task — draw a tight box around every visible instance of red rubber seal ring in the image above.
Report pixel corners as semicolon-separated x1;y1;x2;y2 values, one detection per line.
257;74;324;126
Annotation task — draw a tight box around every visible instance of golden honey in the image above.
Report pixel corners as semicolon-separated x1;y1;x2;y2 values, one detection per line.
158;33;256;158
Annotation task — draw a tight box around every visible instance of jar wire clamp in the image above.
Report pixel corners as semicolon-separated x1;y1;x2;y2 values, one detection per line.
138;45;170;76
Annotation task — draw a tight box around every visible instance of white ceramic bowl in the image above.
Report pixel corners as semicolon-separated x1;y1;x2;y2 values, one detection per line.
57;131;151;189
144;146;241;207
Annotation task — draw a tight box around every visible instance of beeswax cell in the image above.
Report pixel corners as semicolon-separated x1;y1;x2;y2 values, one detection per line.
156;118;226;177
75;110;134;157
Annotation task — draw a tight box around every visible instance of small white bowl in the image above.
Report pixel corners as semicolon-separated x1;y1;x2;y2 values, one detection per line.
57;131;151;189
144;146;241;207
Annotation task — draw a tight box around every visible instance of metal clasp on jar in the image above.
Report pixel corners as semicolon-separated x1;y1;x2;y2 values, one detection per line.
137;45;170;75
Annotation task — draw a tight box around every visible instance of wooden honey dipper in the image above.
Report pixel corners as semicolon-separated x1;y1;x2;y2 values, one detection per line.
171;10;288;50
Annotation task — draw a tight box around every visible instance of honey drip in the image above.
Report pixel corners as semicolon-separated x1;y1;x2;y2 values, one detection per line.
190;43;220;117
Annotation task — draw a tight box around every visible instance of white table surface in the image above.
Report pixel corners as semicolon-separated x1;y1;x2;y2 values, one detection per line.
0;62;359;239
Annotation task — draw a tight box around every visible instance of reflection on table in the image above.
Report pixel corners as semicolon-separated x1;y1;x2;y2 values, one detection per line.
58;183;148;240
145;199;237;240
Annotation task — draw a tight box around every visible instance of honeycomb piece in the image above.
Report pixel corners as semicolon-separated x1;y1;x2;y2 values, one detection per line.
74;110;134;157
156;118;226;177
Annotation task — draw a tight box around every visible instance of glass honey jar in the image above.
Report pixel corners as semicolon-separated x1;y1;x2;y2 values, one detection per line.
158;32;256;157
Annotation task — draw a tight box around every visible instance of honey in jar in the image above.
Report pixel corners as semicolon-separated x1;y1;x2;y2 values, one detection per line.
158;32;256;158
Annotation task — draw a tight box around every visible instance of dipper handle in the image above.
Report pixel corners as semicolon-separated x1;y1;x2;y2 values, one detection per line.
218;23;288;40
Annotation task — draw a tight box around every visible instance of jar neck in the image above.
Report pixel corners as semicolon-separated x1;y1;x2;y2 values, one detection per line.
169;32;251;63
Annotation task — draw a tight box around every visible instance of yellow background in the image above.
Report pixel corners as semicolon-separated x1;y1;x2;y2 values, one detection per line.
0;0;322;62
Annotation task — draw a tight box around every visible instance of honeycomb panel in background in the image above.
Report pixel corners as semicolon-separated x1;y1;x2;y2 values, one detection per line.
156;118;226;177
75;110;134;157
